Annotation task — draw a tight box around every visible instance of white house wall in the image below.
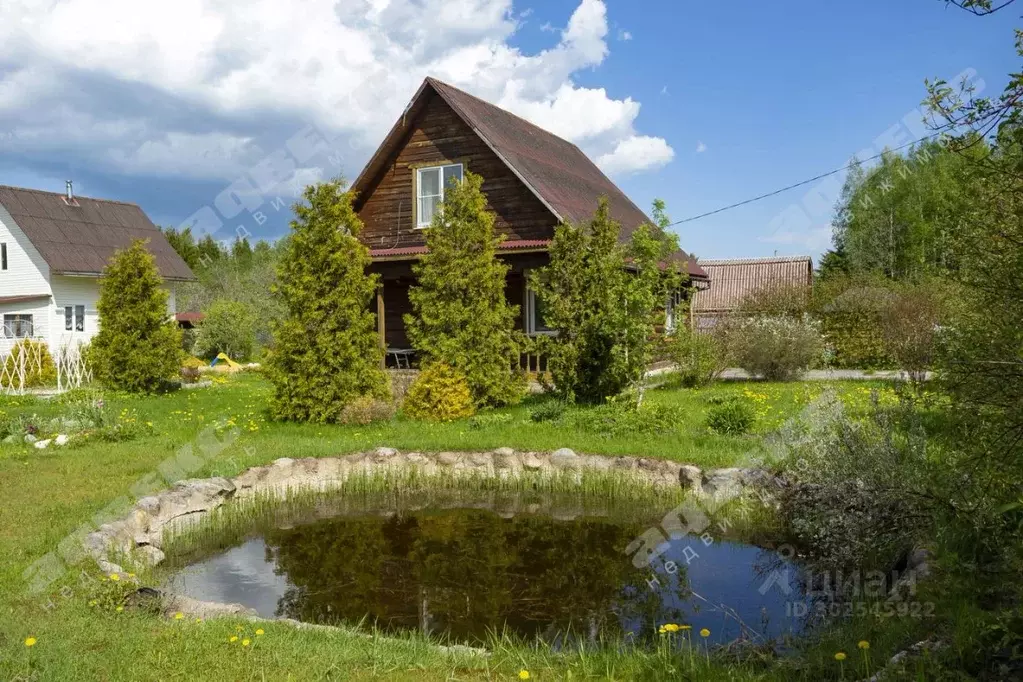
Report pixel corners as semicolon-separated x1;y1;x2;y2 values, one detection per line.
0;202;53;353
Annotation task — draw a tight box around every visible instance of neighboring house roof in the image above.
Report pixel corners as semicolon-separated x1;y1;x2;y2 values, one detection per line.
174;312;205;324
0;294;51;305
0;185;195;281
351;77;707;280
693;256;813;313
370;239;551;260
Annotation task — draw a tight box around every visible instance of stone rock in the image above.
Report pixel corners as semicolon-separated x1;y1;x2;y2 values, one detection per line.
550;448;580;470
493;447;515;457
521;453;545;471
469;452;492;467
679;465;703;492
701;468;745;499
436;452;460;466
493;449;519;469
273;458;295;468
24;434;37;444
373;447;398;461
164;594;259;620
136;545;166;567
55;434;70;446
33;439;52;449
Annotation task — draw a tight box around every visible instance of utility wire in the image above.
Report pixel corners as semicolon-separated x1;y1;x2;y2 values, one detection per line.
668;129;948;226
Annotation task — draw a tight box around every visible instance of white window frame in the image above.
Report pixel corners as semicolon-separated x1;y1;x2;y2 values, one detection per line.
1;243;7;271
3;314;34;338
665;290;686;333
525;286;557;336
64;305;86;332
415;163;463;228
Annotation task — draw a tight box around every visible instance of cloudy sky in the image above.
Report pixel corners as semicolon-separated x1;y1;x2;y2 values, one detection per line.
0;0;1017;261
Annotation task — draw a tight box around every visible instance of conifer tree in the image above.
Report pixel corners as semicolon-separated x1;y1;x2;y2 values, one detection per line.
266;179;388;421
91;239;182;393
405;171;524;407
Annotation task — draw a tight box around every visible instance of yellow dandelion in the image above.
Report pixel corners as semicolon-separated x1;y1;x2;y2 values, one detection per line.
664;623;680;632
658;625;667;635
242;639;251;647
518;671;530;680
108;573;120;582
127;573;136;578
24;637;37;647
255;628;265;636
88;600;98;607
116;606;124;612
858;640;870;650
195;618;203;624
699;628;711;638
173;612;184;620
835;652;847;661
229;636;238;643
679;625;692;631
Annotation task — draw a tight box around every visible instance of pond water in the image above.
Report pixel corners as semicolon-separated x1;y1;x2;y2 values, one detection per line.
165;501;809;647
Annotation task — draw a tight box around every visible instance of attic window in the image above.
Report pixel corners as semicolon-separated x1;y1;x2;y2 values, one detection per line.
416;163;463;228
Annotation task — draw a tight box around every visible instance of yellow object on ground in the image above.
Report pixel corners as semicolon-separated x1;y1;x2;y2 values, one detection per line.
214;353;242;369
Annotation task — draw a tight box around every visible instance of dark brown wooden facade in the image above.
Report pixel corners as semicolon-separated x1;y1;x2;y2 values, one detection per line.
356;90;558;251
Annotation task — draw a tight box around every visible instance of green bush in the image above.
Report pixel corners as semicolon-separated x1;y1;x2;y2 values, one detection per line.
6;339;57;387
405;172;525;408
716;315;823;381
339;395;395;426
467;412;514;430
90;240;183;393
570;397;686;437
266;180;389;422
193;299;257;361
664;327;719;388
705;398;755;435
529;400;567;423
403;363;476;422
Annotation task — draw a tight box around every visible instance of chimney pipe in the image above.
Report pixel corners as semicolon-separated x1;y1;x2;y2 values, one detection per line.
66;180;74;201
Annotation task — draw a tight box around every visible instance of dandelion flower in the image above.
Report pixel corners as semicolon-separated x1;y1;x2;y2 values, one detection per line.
108;573;120;582
229;636;238;643
24;637;37;647
835;652;847;661
700;628;711;638
242;639;251;647
679;625;692;631
858;640;870;650
664;623;680;633
195;618;203;624
88;600;98;607
658;626;667;635
116;606;124;612
173;612;184;620
518;671;530;680
255;629;264;636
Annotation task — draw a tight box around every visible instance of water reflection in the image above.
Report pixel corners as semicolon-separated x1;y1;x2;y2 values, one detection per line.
167;505;807;646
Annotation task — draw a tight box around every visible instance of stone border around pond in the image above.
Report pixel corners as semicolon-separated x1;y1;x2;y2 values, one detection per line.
83;447;776;579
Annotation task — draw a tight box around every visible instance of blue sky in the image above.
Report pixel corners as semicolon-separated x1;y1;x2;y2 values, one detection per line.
0;0;1017;264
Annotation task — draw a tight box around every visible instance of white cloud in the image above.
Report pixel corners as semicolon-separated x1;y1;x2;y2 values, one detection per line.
0;0;673;184
597;135;675;176
617;29;632;41
696;141;707;154
660;85;669;96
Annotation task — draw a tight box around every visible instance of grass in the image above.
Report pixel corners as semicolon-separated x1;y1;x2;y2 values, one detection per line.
0;373;943;680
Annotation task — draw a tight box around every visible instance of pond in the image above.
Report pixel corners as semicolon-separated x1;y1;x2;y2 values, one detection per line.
164;496;810;648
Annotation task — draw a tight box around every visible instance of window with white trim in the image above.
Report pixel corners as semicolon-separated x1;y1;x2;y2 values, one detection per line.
416;163;463;227
525;287;556;336
64;305;85;332
3;314;33;338
665;290;686;332
1;243;7;271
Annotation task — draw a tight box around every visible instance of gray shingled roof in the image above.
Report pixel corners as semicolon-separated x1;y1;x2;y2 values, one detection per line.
0;185;195;281
693;256;813;313
352;77;707;280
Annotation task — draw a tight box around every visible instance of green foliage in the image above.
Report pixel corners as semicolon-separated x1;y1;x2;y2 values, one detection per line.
90;240;182;393
531;198;684;403
192;299;257;361
402;362;476;422
6;339;56;387
529;400;567;424
716;315;823;381
467;412;514;430
160;225;229;271
706;398;755;435
339;395;396;426
570;396;687;437
405;172;525;408
664;326;719;387
265;179;388;422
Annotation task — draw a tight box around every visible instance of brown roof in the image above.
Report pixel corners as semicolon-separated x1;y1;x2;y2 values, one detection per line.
369;239;551;260
693;256;813;313
0;185;195;281
352;77;707;280
0;294;51;305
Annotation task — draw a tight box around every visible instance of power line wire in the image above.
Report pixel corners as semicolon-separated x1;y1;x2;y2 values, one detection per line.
667;130;947;226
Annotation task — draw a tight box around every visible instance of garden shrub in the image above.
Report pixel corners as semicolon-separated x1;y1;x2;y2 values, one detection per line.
570;397;686;437
716;315;823;381
529;400;567;424
403;363;476;422
193;299;257;361
7;339;57;387
339;395;396;426
664;327;720;388
706;398;755;435
405;172;525;408
91;240;183;393
265;180;389;422
467;412;514;430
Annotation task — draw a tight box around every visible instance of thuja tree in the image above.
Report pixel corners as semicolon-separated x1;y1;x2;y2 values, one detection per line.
266;179;388;422
405;171;524;407
91;240;182;392
531;198;683;403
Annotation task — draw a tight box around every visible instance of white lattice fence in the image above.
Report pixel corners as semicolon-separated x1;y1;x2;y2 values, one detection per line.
0;335;47;394
55;341;93;392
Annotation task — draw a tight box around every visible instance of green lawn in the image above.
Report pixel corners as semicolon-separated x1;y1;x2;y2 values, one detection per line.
0;374;916;680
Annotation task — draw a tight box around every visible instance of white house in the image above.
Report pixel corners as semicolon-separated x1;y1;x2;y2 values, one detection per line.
0;183;195;355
